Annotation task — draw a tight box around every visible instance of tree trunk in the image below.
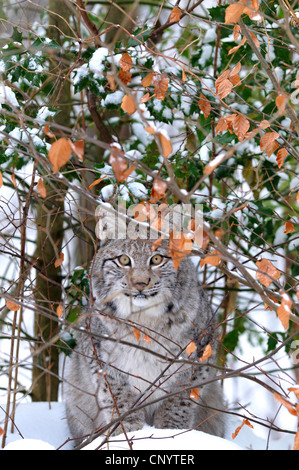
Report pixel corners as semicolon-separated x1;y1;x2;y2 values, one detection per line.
31;0;72;402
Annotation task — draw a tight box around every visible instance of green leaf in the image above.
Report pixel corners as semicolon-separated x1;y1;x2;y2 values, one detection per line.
127;27;154;46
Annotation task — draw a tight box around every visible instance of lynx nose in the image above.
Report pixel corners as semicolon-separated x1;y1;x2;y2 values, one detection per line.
134;281;149;291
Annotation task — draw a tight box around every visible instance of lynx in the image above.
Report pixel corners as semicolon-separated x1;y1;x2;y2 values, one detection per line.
64;236;226;444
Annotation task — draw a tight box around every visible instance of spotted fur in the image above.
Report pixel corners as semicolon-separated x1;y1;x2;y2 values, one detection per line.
65;238;226;444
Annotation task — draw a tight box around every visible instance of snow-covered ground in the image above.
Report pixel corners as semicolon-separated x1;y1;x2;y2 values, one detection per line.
0;401;295;450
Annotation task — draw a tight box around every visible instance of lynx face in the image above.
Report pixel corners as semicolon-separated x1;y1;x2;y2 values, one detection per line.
92;239;180;319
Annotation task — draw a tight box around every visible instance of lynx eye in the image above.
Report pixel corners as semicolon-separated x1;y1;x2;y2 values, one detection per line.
118;254;131;266
150;254;163;265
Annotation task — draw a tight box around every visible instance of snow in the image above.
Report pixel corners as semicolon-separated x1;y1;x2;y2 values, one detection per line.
0;401;295;450
0;84;19;107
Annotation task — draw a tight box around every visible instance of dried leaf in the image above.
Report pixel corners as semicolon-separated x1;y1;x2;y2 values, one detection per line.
89;176;107;190
48;137;72;173
11;173;17;187
276;148;287;168
157;131;172;158
200;249;222;267
36;178;46;198
142;72;154;88
233;24;241;42
133;327;140;341
274;392;297;416
71;140;85;160
216;116;228;134
43;124;55;138
153;74;169;100
203;154;225;175
233;114;250;141
54;252;64;268
284;221;295;234
215;74;233;99
140;92;152;103
259;120;271;129
118;69;132;85
260;132;280;152
294;430;299;451
109;144;135;182
119;53;133;71
186;341;197;356
225;1;246;24
151;178;167;202
266;139;279;158
276;94;287;115
121;94;136;114
169;6;181;23
228;36;247;55
169;230;192;271
297;191;299;204
107;72;116;90
190;388;200;399
6;299;20;311
255;259;281;287
288;385;299;401
198;93;211;119
182;68;187;82
277;292;292;330
143;334;151;343
232;419;254;439
198;344;213;362
56;304;63;318
0;171;3;188
249;31;260;48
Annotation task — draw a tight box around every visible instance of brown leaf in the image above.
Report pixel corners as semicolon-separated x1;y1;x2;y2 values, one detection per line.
274;392;297;416
107;72;116;90
36;178;47;198
133;327;140;341
43;124;55;138
233;114;250;141
232;419;254;439
140;92;152;103
233;24;241;42
228;36;247;55
169;6;181;23
284;221;295;234
186;341;197;356
119;53;133;71
216;116;228;134
277;292;292;330
260;131;280;152
259;120;271;129
153;74;169;100
0;171;3;188
54;252;64;268
89;176;107;190
190;388;200;399
143;334;151;343
151;178;167;202
142;72;154;88
294;430;299;451
169;230;192;271
276;148;287;168
297;191;299;204
276;94;287;115
48;137;72;173
198;344;213;362
109;144;135;182
255;258;281;287
198;93;211;119
200;249;222;267
265;139;279;158
56;304;63;318
6;299;20;311
249;31;260;48
71;140;85;160
157;131;172;158
215;70;233;99
118;69;132;85
121;94;136;114
11;173;17;187
225;1;246;24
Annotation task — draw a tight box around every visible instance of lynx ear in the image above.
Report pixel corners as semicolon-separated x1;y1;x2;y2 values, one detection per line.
95;202;126;243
